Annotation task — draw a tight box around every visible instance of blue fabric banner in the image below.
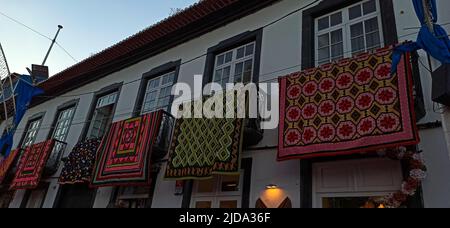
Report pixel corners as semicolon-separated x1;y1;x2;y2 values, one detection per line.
392;0;450;72
0;76;43;158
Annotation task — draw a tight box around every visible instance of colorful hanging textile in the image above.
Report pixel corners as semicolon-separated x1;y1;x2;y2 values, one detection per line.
0;149;19;185
58;138;102;185
91;111;163;187
165;97;245;180
278;46;419;161
10;140;55;190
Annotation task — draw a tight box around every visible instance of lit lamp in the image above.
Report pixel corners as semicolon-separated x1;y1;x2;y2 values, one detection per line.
266;184;279;190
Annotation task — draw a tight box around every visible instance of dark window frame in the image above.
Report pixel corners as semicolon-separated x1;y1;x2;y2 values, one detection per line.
79;83;123;141
18;112;46;149
300;0;423;209
203;29;263;87
46;99;79;141
133;60;181;117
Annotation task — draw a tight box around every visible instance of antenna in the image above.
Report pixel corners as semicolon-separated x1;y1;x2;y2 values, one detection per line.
42;25;63;66
0;42;17;131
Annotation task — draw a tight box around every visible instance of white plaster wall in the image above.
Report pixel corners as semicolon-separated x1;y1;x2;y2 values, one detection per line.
4;0;450;208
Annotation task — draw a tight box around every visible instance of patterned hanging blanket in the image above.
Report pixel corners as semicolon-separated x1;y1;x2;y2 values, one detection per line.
278;46;419;160
58;138;102;185
91;111;162;187
165;96;245;180
0;149;19;185
10;140;55;190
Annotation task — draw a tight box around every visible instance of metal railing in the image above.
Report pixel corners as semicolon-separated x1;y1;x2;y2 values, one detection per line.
44;140;67;176
152;111;175;160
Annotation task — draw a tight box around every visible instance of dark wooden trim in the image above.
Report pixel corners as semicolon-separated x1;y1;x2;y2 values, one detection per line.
203;29;263;86
181;181;194;209
17;112;46;149
79;82;123;141
46;99;80;140
32;0;280;107
133;60;182;117
301;0;398;70
241;158;253;209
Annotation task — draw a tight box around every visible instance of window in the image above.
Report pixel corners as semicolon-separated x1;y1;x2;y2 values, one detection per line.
141;71;176;114
86;92;118;139
191;174;243;208
52;107;75;142
113;186;151;208
212;42;256;87
315;0;383;65
21;118;43;148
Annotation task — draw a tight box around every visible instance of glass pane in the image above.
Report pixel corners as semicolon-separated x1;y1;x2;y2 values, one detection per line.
220;200;238;209
349;5;362;20
330;12;342;27
196;201;212;209
221;175;240;192
363;0;377;15
318;47;330;63
217;55;225;66
318;17;329;31
197;178;215;193
243;60;253;83
331;43;344;59
223;66;231;78
234;62;244;83
245;43;255;56
225;52;233;63
351;37;365;53
350;22;364;38
318;34;330;48
330;29;343;44
237;47;245;59
365;17;379;33
214;69;223;82
366;32;381;49
322;197;387;209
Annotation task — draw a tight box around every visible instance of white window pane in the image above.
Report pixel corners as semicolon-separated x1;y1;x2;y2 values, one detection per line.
217;55;225;66
363;0;377;15
330;12;342;27
318;47;330;63
366;32;381;49
330;29;343;44
234;62;244;83
349;5;362;20
352;37;365;53
245;43;255;56
318;34;330;48
225;52;233;63
237;47;245;59
351;22;364;38
331;43;344;59
214;69;223;82
364;17;379;33
223;66;231;78
318;17;329;31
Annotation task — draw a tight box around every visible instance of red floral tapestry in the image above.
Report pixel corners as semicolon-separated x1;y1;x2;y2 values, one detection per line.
0;149;19;185
10;140;55;190
91;111;163;187
278;46;419;160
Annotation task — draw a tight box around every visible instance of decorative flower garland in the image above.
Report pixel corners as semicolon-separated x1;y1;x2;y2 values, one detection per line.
370;147;427;208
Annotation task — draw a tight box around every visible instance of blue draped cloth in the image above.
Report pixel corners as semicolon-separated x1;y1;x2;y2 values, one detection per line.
0;76;43;158
392;0;450;72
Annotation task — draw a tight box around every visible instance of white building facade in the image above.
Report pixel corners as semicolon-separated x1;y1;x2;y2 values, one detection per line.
1;0;450;208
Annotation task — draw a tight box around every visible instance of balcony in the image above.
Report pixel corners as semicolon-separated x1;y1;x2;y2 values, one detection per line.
243;117;264;148
44;140;67;176
152;111;175;161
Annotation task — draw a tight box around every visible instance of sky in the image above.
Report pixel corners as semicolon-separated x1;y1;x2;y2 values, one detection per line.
0;0;198;76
